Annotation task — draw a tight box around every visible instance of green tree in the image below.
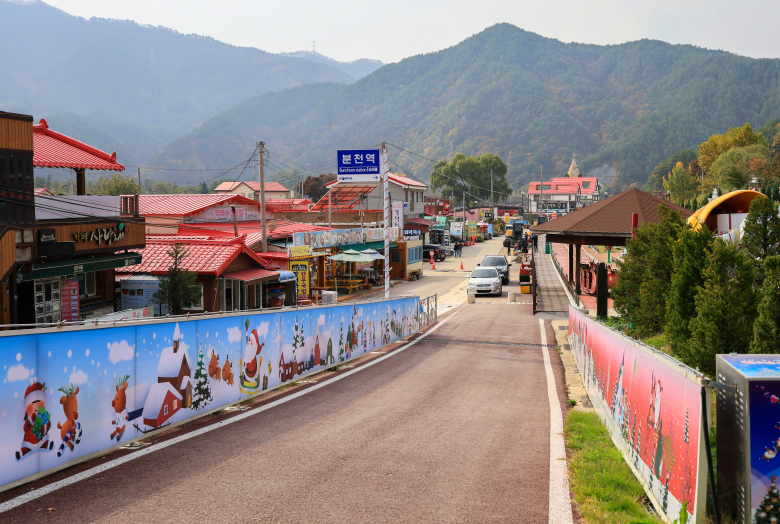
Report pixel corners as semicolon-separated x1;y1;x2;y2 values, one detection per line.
665;226;714;364
698;123;767;173
430;153;511;205
613;205;685;336
742;195;780;286
709;144;771;191
662;162;697;204
751;256;780;354
93;172;141;195
151;244;203;315
688;239;757;375
646;149;697;192
199;182;208;194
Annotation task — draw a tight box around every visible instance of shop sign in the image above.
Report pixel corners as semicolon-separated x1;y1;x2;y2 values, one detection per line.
450;222;463;236
60;279;80;322
293;228;363;249
392;202;404;230
73;223;125;246
289;262;310;301
443;231;450;248
288;245;312;258
201;204;260;222
404;229;422;236
38;229;56;242
363;227;399;242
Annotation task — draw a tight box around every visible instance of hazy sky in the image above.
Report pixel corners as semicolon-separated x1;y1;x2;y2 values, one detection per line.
44;0;780;64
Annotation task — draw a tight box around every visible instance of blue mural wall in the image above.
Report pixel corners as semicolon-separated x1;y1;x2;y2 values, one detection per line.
0;296;419;488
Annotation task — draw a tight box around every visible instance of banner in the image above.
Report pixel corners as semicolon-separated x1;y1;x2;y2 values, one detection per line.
289;261;310;301
450;222;463;237
0;296;419;489
293;228;363;249
568;307;707;523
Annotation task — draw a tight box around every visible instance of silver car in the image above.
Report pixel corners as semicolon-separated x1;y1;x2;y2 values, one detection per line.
467;267;502;296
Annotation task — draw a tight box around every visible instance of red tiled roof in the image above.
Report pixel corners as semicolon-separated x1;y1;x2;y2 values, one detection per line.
33;119;124;171
34;186;55;196
266;198;313;212
116;236;268;276
177;220;332;241
214;181;289;193
325;174;427;189
528;177;598;195
138;194;268;216
532;188;693;236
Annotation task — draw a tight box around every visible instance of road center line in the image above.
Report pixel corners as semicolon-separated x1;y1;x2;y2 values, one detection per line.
540;318;574;524
0;309;462;514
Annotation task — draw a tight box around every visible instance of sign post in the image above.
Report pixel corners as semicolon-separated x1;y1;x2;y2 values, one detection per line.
337;149;380;179
380;144;390;298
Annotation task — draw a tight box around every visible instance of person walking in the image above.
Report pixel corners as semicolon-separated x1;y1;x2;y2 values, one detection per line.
532;234;539;252
455;241;462;258
503;236;511;255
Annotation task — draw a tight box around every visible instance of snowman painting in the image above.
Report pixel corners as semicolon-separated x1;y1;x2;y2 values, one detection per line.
239;319;264;394
15;382;55;461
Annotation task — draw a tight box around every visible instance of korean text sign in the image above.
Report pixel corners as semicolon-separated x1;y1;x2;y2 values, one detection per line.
337;149;380;175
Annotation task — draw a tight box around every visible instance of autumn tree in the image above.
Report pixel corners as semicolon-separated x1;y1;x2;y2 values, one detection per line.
688;239;757;376
698;123;767;173
430;153;511;205
302;173;337;202
709;144;771;191
662;162;697;204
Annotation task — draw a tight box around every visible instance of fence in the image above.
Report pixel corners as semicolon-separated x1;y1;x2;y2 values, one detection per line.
531;251;538;312
550;245;583;308
0;295;420;491
568;306;709;523
419;294;437;326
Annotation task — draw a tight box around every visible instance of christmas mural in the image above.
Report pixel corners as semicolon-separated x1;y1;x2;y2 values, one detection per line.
749;380;780;523
0;296;418;488
568;307;706;523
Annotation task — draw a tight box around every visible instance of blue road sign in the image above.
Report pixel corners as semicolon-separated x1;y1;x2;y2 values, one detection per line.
337;149;380;175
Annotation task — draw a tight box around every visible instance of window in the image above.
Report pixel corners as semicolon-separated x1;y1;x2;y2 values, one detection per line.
164;405;168;416
408;246;422;264
405;190;409;202
173;399;178;410
391;251;401;263
76;272;97;297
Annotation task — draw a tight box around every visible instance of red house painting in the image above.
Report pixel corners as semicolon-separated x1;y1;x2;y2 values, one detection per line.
279;353;295;382
314;333;320;365
142;383;182;428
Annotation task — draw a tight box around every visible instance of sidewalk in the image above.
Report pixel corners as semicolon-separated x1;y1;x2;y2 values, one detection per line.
533;236;571;312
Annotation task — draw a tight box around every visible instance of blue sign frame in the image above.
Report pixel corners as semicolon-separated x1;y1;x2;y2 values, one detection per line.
337;149;380;175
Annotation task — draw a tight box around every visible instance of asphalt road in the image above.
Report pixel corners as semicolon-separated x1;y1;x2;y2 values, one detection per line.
0;237;572;523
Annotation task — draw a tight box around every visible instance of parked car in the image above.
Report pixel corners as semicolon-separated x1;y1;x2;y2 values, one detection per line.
477;255;511;285
423;244;447;262
467;267;502;296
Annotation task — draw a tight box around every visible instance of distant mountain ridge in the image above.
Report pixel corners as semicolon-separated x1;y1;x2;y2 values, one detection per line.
280;51;383;80
150;24;780;190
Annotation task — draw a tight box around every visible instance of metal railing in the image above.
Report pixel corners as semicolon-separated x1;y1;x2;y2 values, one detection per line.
419;294;438;326
549;244;584;308
531;250;538;312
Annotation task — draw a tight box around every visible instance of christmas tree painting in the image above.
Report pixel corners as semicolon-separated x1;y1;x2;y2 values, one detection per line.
755;476;780;524
338;323;345;362
191;344;213;410
292;316;303;359
683;408;689;444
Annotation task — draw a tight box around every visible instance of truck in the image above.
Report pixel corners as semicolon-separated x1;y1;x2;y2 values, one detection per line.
505;220;525;242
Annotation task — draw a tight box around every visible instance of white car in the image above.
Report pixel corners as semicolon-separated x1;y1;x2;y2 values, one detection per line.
467;267;503;296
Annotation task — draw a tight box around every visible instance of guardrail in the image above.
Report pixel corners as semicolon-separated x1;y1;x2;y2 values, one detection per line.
531;251;538;312
419;294;437;326
549;244;584;308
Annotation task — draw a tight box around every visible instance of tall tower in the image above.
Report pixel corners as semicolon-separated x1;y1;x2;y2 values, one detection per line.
568;159;581;178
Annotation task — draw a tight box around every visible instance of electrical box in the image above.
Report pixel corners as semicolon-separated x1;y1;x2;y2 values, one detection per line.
716;355;780;524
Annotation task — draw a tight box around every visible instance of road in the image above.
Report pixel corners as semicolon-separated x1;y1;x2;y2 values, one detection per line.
0;236;574;523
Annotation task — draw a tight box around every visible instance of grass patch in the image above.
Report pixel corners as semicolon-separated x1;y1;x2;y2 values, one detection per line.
642;334;668;352
565;410;662;524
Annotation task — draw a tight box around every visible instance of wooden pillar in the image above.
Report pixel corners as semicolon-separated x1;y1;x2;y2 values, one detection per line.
575;244;581;295
76;168;86;195
568;244;574;283
9;270;18;327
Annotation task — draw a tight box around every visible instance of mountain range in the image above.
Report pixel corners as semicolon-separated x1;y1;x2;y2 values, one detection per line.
4;1;780;191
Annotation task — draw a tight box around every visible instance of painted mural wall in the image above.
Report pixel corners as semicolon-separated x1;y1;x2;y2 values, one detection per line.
0;296;419;489
568;306;707;523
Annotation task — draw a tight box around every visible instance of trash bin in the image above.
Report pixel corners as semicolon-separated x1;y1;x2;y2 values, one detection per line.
321;291;338;305
545;243;550;254
508;291;517;302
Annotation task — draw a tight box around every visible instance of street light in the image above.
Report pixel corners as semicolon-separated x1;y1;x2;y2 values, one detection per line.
667;189;671;202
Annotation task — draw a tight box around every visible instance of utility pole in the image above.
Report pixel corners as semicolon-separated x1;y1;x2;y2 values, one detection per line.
490;170;493;206
137;167;142;194
359;193;364;240
539;166;543;218
258;141;267;252
463;190;466;239
381;141;390;298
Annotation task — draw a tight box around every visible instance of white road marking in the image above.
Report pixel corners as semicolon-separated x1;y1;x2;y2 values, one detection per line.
0;310;462;514
540;318;574;524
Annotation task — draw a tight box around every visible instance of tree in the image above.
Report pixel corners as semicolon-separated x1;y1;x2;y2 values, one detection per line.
93;172;140;195
302;173;336;202
698;123;767;173
665;226;714;363
199;182;208;194
751;256;780;354
151;243;203;315
647;149;697;192
430;153;511;205
191;344;213;410
743;195;780;286
688;239;757;376
662;162;697;204
613;205;685;336
709;144;771;191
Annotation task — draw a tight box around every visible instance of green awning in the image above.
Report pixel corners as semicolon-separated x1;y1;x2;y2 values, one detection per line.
345;241;398;252
22;253;142;282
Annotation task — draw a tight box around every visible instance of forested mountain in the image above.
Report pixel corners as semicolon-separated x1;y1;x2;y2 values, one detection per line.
281;51;383;80
0;1;353;136
150;24;780;190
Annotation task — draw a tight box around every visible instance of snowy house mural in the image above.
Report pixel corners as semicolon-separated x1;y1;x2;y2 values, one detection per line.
142;383;182;428
156;324;193;408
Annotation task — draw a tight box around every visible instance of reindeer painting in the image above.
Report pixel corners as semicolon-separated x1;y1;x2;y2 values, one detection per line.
56;384;82;458
222;356;234;386
208;350;221;381
111;375;129;441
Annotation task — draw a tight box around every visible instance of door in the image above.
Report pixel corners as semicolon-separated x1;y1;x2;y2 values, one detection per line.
34;278;61;325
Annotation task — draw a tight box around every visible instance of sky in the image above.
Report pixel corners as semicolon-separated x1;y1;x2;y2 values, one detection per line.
42;0;780;64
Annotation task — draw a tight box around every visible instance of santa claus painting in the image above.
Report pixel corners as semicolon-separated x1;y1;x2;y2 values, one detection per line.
16;382;55;461
239;327;264;393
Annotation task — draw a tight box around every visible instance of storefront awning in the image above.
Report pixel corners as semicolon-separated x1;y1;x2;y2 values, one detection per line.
345;241;397;251
278;271;296;283
22;253;142;282
222;268;280;285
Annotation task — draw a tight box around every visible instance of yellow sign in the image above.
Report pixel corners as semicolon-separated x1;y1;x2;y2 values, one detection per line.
289;261;310;300
288;245;312;259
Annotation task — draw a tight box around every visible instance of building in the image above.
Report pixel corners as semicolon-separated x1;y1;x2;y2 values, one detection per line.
1;114;145;327
311;174;428;220
214;181;290;200
527;176;600;216
156;324;192;408
266;198;314;214
138;194;274;235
